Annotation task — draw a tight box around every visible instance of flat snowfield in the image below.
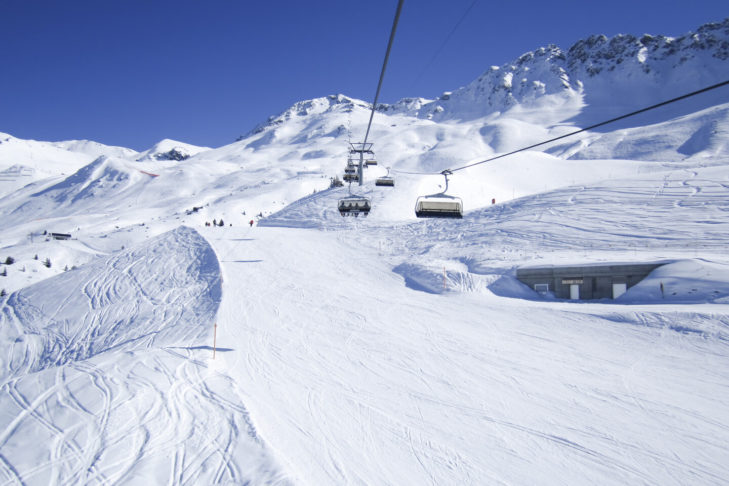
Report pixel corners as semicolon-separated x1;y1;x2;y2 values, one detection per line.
207;222;729;485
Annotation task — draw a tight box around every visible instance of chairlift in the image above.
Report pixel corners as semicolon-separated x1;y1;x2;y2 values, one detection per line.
414;170;463;218
343;163;359;182
338;177;371;216
338;196;371;217
365;159;378;166
376;167;395;187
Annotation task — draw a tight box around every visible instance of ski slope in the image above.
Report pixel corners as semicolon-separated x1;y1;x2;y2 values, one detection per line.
1;18;729;484
0;227;286;484
205;166;729;483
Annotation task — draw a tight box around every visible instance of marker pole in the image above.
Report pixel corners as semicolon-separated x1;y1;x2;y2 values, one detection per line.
213;323;218;359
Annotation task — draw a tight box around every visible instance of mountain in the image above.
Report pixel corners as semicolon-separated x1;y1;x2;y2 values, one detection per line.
243;18;729;166
400;17;729;124
134;139;211;162
1;19;729;485
0;132;136;196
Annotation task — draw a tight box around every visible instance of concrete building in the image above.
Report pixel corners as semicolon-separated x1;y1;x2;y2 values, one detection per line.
516;262;666;300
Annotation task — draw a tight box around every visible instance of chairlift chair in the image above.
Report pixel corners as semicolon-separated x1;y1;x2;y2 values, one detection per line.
343;164;359;182
375;166;395;187
338;196;371;217
414;169;463;218
414;195;462;218
365;159;378;166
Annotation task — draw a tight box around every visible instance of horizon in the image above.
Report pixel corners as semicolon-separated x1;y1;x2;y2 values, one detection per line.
1;0;727;151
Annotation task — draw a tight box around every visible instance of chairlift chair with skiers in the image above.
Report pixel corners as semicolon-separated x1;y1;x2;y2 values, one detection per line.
338;196;371;217
343;163;359;183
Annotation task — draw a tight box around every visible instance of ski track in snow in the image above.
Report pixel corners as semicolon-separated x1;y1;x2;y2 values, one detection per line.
1;62;729;482
0;227;288;485
0;164;728;483
198;159;729;484
207;209;729;485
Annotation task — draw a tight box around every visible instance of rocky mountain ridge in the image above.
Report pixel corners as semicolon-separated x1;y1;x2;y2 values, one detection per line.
247;17;729;136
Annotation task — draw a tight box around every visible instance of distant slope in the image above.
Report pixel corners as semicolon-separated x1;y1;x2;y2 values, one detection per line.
135;138;211;162
0;132;139;197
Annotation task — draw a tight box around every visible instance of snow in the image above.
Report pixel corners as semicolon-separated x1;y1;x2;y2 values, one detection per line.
208;225;729;484
1;17;729;485
134;139;211;162
0;227;287;484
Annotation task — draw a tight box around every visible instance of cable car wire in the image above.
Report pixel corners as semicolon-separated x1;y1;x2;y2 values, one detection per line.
448;78;729;173
390;78;729;177
409;0;478;92
363;0;405;146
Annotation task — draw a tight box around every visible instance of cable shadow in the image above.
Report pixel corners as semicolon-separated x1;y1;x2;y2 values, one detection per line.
173;345;235;352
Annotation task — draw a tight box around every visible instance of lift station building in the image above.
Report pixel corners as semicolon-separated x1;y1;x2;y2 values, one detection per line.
516;262;666;300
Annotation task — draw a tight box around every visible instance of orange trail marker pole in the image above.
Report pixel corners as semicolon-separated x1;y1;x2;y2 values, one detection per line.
213;323;218;359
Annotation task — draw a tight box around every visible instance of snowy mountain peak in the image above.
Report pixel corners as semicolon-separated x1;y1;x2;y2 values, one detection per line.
567;17;729;76
242;94;371;138
407;17;729;123
135;138;210;161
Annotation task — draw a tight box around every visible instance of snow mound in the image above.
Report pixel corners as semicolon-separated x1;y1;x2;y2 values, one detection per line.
1;226;220;375
621;259;729;304
0;227;288;484
393;259;498;294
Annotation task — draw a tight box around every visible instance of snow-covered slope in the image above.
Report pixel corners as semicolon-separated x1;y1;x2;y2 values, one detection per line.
1;17;729;486
0;132;137;197
0;226;287;484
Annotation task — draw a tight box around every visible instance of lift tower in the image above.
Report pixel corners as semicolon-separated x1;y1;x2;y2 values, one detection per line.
349;142;374;187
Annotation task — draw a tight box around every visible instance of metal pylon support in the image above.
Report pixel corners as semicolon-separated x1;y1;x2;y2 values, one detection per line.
349;142;374;187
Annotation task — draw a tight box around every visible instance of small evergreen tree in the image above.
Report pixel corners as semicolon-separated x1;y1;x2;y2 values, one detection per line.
4;256;14;265
34;254;38;260
43;258;51;268
0;289;6;297
218;219;224;227
1;268;6;277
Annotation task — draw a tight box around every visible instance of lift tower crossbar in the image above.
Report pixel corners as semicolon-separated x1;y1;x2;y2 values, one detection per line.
349;142;374;187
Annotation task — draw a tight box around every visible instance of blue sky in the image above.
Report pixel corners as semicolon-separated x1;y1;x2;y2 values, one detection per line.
1;0;726;151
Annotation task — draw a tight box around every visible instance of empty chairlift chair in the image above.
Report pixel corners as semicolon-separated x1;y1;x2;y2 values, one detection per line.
376;167;395;187
414;195;463;218
414;170;463;218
